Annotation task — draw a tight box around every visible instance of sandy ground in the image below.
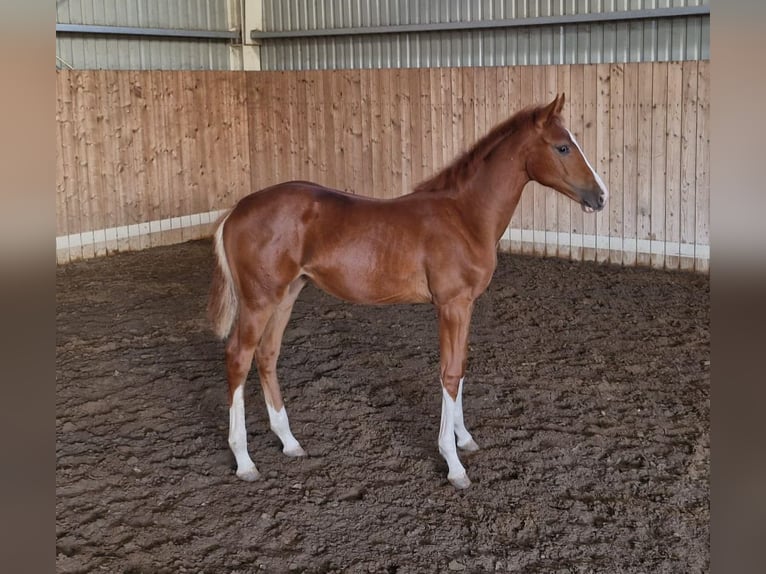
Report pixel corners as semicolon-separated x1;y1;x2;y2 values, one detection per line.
56;240;709;573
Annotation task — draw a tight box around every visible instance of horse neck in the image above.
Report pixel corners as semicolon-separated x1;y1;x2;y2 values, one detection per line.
455;136;530;244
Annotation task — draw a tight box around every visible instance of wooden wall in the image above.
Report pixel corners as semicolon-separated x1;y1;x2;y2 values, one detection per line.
56;62;710;271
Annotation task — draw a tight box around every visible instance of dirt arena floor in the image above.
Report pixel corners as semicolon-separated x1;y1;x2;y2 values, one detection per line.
56;240;709;573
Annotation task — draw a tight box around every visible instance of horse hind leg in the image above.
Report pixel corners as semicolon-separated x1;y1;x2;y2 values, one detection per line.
226;305;274;482
256;277;307;457
454;377;479;452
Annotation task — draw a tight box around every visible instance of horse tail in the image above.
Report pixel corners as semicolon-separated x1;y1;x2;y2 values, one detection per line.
208;211;238;340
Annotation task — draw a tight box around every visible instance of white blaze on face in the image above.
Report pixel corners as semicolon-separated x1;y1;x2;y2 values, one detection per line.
565;128;609;208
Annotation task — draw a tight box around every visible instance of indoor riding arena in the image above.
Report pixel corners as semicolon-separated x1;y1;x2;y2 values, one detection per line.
56;2;710;573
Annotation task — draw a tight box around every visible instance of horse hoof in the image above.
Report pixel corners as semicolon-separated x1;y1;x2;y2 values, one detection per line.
448;473;472;489
283;445;307;458
458;438;480;452
236;466;261;482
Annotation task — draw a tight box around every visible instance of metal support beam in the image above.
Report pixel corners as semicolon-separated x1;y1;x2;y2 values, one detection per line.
56;23;239;41
250;6;710;41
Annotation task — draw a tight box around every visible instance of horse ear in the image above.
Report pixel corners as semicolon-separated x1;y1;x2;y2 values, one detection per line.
536;94;563;128
556;93;566;115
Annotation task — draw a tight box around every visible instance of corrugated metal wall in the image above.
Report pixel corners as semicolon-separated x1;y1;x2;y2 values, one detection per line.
260;0;710;70
55;0;233;70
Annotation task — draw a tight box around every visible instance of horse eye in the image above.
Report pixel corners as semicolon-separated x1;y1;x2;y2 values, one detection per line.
556;144;570;155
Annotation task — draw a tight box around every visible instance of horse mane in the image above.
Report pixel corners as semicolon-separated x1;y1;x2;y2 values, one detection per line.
413;104;544;194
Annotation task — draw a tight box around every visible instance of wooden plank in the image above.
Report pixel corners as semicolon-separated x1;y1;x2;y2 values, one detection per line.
286;71;301;182
359;69;373;193
349;70;364;193
439;67;453;177
380;69;394;199
450;67;463;175
370;69;384;199
232;71;252;206
461;67;476;161
161;72;185;247
664;62;684;270
95;70;121;254
399;69;413;195
417;67;433;188
608;63;625;266
72;71;96;258
296;70;312;182
636;63;653;267
57;72;77;261
505;66;523;253
389;69;403;197
568;64;585;262
532;65;547;257
407;68;422;191
679;61;699;272
178;71;198;244
595;63;611;263
581;64;598;262
695;61;710;273
247;72;266;194
428;68;444;182
544;64;559;258
556;65;572;261
622;63;639;268
520;65;535;256
650;62;668;269
138;71;163;245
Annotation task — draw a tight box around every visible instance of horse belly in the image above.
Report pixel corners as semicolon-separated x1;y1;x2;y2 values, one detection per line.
304;247;431;305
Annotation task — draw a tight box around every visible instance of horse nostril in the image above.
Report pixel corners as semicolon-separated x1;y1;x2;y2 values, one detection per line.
597;194;606;208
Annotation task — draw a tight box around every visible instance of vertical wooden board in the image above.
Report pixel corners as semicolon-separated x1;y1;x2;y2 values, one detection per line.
440;68;453;174
286;72;302;181
664;62;684;270
636;63;654;267
695;61;710;273
520;65;535;255
595;63;611;263
532;65;547;257
506;67;523;253
544;64;559;258
349;70;364;194
679;61;698;271
86;71;111;255
316;71;332;187
608;63;625;266
95;71;119;253
247;72;267;193
55;73;68;239
150;71;173;242
58;72;81;260
233;72;252;206
138;71;163;246
399;69;413;195
301;71;318;185
568;65;585;262
160;72;185;247
556;65;572;261
650;62;668;269
461;67;476;156
337;71;352;191
296;70;312;182
380;69;394;199
417;68;433;187
622;64;640;268
450;67;464;168
369;69;384;199
581;64;598;262
359;69;373;192
429;68;444;179
274;72;290;184
389;69;403;198
178;71;199;243
71;72;95;258
407;69;422;190
473;66;487;151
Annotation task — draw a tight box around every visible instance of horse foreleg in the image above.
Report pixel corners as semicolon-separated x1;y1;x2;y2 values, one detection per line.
437;297;475;489
256;278;306;458
226;305;272;482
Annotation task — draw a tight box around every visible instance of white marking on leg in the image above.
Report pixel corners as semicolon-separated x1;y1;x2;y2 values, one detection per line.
566;128;609;202
439;384;471;489
454;378;479;451
266;403;306;457
229;386;259;481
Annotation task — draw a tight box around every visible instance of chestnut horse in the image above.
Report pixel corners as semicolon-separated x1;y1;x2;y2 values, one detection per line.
208;94;607;489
